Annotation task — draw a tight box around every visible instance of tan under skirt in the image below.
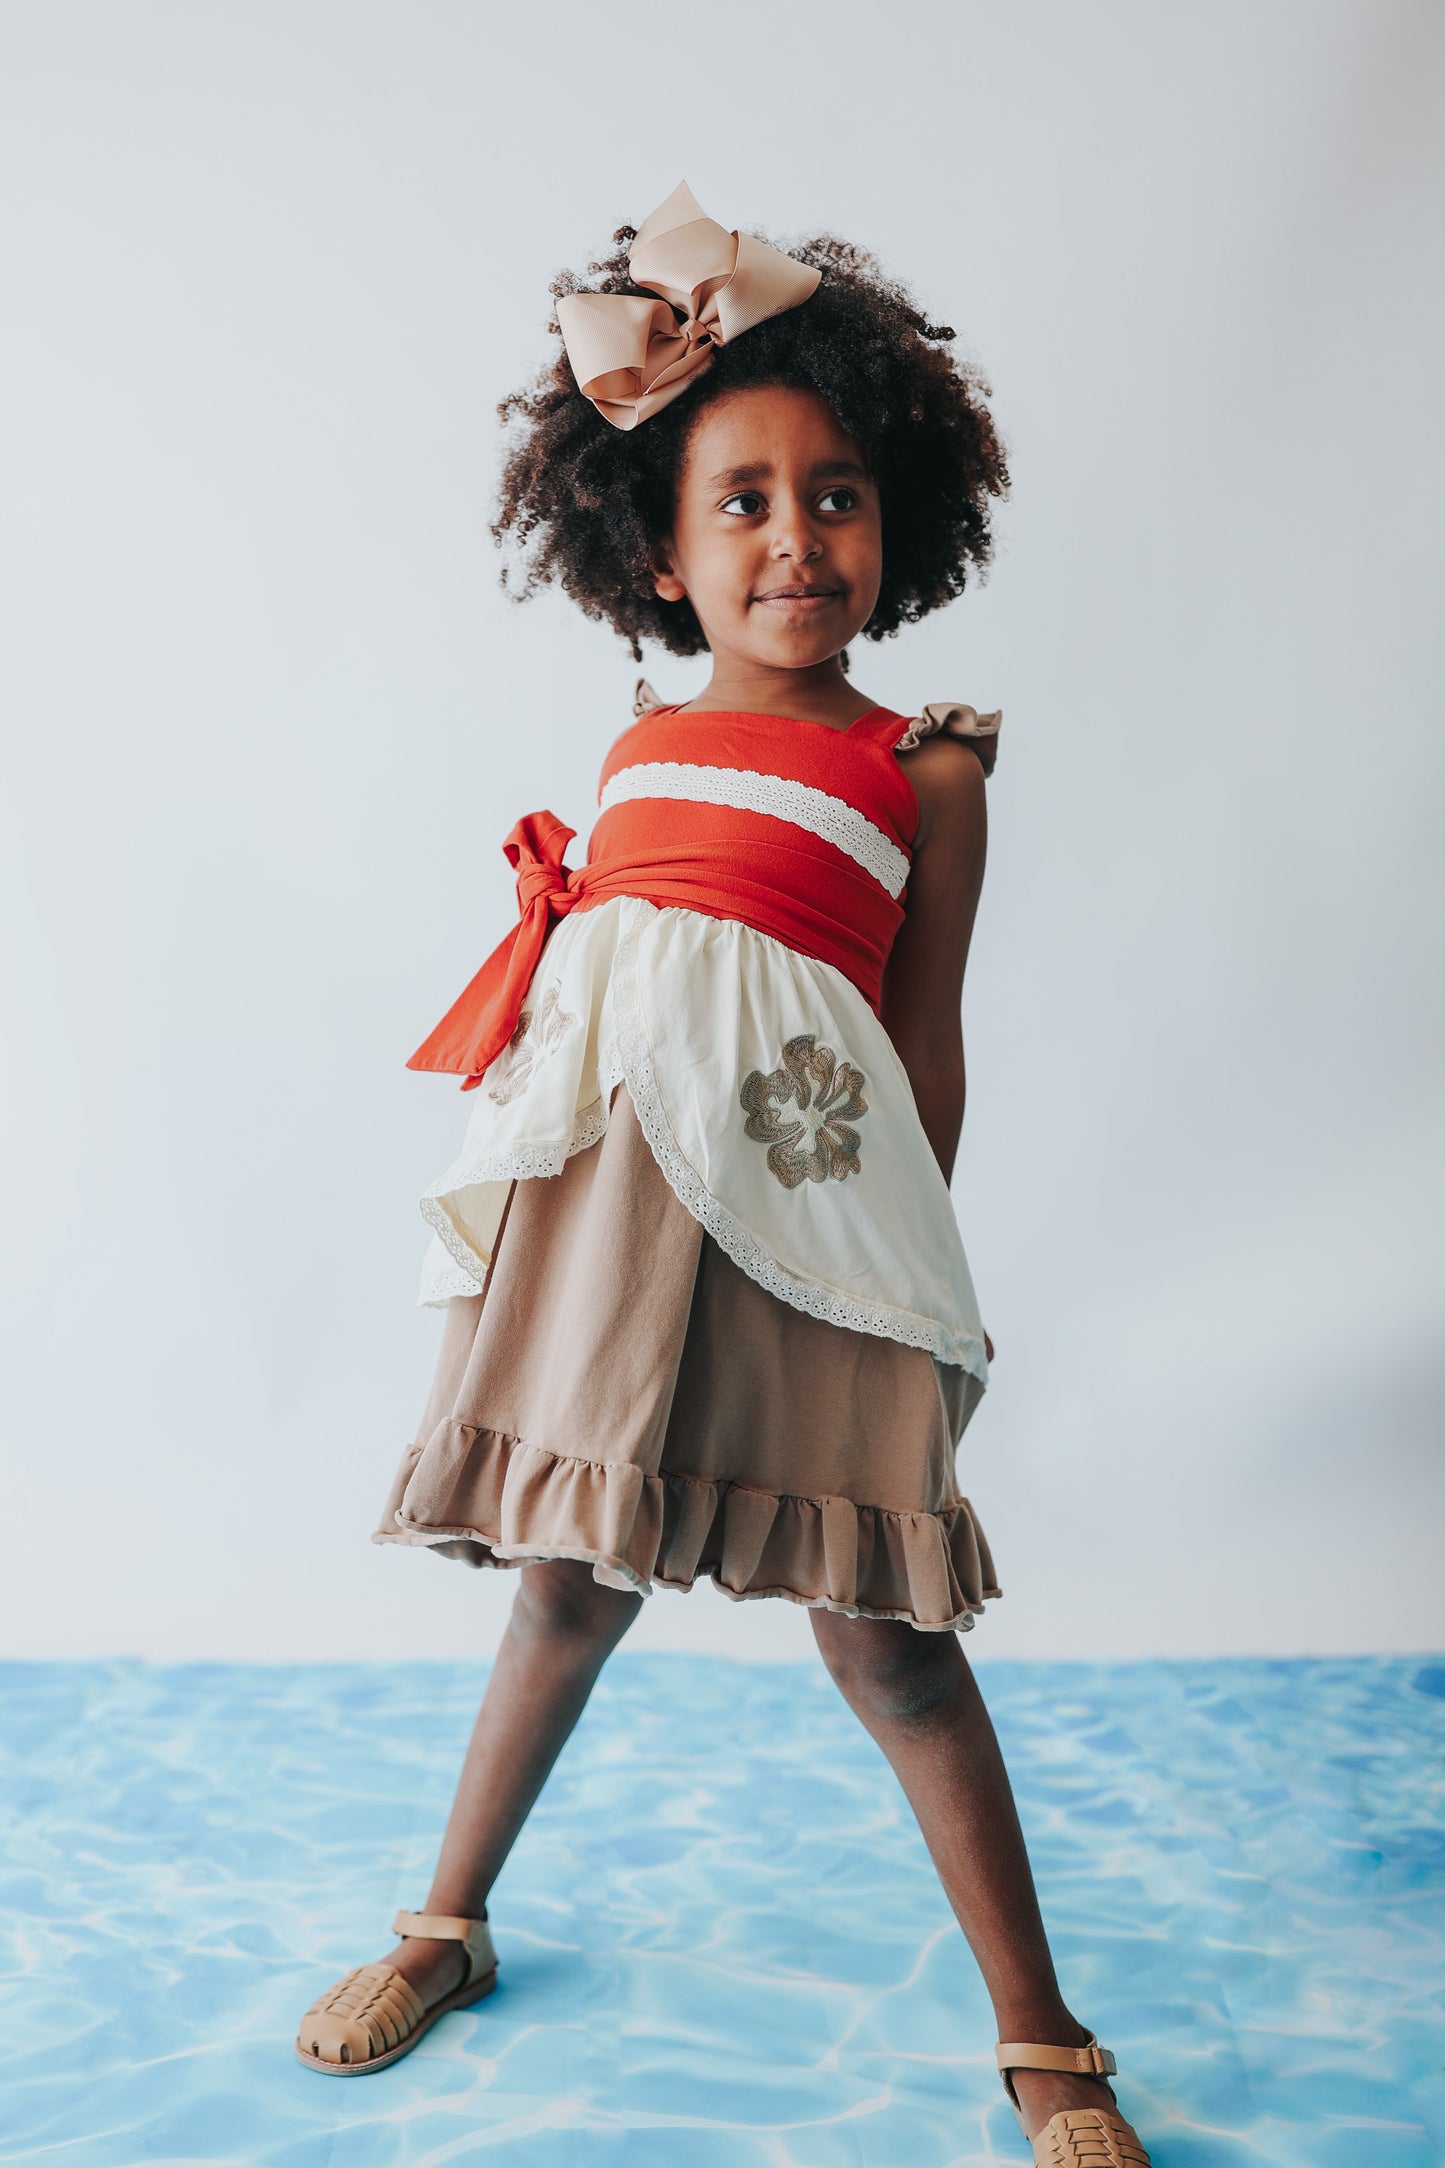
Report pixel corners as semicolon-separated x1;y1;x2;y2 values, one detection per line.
374;1082;1000;1632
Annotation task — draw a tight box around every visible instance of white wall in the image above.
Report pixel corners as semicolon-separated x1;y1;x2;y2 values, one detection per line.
2;0;1441;1662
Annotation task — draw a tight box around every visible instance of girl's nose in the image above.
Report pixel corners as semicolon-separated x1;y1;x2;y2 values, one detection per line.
768;515;822;563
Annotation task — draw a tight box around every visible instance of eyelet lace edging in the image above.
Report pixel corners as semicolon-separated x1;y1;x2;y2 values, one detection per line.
419;1089;616;1296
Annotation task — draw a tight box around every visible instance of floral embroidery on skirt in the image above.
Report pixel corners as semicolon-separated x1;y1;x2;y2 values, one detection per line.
740;1032;869;1188
488;983;578;1106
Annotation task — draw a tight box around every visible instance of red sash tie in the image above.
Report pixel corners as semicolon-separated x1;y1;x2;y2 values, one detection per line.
407;811;586;1088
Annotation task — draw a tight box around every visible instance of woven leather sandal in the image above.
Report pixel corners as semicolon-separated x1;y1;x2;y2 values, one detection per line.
996;2034;1151;2165
295;1908;498;2074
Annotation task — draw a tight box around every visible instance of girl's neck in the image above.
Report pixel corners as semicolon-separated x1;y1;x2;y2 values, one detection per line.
674;656;880;730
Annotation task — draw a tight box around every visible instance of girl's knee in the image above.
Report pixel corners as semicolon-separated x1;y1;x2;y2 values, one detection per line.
811;1607;960;1722
514;1558;642;1649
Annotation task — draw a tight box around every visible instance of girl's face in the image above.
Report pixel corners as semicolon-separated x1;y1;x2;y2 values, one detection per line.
652;384;883;672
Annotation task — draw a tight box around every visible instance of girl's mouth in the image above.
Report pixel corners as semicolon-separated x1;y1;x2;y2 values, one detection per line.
753;585;841;609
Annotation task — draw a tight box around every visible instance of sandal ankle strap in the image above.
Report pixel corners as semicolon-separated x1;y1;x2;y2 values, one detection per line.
392;1908;497;1988
996;2032;1117;2110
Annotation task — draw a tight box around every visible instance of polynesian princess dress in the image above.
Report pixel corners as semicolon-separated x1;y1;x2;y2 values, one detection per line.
374;684;1003;1632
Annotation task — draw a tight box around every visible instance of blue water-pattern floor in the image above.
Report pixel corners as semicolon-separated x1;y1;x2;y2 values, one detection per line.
1;1656;1442;2166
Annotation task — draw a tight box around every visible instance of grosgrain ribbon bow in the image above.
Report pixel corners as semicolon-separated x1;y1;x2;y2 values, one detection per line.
406;810;584;1088
556;181;822;431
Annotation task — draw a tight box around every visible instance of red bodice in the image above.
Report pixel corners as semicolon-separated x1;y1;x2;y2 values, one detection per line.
407;704;921;1088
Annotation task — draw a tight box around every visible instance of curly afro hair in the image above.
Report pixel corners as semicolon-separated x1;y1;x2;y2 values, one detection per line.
492;226;1010;663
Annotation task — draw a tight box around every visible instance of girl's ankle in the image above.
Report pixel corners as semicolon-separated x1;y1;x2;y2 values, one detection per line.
389;1935;470;2002
994;2006;1089;2047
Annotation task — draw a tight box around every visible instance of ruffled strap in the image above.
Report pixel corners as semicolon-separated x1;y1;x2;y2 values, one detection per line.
894;702;1001;776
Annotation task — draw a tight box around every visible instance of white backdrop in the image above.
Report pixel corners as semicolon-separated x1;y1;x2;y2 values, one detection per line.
2;1;1441;1662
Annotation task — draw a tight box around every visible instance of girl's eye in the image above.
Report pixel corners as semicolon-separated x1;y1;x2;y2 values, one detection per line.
818;486;859;513
720;491;766;517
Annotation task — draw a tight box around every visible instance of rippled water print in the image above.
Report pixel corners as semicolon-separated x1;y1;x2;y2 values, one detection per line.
2;1656;1442;2164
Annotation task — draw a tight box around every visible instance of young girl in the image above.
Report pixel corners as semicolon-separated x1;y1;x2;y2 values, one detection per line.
295;184;1152;2168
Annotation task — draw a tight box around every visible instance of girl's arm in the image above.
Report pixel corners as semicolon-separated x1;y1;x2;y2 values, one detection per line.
879;740;989;1188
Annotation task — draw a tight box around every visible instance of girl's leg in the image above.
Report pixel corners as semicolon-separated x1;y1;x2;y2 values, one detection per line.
809;1610;1111;2141
385;1557;642;2007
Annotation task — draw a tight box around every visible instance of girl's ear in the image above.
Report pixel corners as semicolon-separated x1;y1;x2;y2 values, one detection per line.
650;540;687;604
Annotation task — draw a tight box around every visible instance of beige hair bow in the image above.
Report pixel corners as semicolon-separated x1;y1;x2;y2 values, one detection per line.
555;181;821;432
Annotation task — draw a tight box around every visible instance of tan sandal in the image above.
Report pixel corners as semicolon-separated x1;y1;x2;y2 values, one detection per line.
995;2034;1151;2165
295;1908;498;2074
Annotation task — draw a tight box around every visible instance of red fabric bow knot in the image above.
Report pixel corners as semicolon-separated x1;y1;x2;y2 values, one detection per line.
406;809;582;1089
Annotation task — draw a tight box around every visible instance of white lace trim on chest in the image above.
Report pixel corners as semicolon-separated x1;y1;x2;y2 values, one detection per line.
598;759;910;900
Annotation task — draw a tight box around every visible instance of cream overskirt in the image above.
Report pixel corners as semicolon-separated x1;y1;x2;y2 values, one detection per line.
416;894;989;1378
